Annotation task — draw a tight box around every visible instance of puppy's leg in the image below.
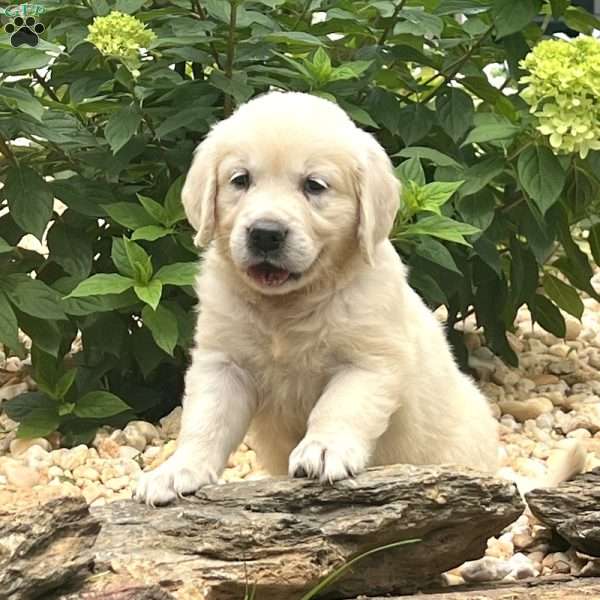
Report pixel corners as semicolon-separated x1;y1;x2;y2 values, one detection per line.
289;367;396;483
136;350;256;505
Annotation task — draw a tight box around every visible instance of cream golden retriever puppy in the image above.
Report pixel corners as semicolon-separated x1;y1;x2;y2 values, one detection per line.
135;91;501;506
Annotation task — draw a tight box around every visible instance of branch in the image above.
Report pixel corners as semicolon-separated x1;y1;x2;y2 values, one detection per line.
417;24;495;104
377;0;407;46
191;0;223;71
0;134;17;167
223;0;238;118
34;70;60;103
292;0;313;30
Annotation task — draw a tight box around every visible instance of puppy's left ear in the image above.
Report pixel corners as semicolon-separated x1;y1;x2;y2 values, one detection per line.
181;138;218;247
356;133;401;265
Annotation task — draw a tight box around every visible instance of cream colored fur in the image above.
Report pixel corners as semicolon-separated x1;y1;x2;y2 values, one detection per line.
136;91;505;506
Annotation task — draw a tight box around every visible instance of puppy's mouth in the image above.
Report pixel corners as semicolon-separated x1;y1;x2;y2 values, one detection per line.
247;262;301;288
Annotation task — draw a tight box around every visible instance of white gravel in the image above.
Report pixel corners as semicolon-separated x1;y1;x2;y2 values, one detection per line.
2;276;600;584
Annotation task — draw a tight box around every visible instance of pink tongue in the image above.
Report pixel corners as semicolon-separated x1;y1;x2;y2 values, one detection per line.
248;265;290;287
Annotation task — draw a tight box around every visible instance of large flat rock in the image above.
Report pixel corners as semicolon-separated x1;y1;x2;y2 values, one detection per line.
90;464;523;599
526;468;600;557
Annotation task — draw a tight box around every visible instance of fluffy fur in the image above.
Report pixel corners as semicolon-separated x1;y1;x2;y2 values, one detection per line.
136;91;501;506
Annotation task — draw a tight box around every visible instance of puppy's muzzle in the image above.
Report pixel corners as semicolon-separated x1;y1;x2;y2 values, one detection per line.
248;220;288;256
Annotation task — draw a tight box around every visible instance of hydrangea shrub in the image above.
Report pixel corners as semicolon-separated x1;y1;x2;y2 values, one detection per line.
0;0;599;441
521;35;600;158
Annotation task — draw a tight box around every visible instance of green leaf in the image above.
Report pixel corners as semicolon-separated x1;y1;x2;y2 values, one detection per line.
339;103;379;128
154;106;214;139
419;181;465;214
590;224;600;266
17;314;62;357
142;304;179;356
0;49;50;73
137;195;165;224
66;274;135;298
564;6;600;33
103;203;157;229
17;405;60;439
134;279;163;310
394;8;444;37
74;391;130;418
549;0;569;18
0;291;19;351
263;31;324;46
4;392;51;421
1;275;66;320
398;105;434;146
30;345;58;398
55;369;78;401
330;61;373;82
4;165;53;240
395;158;425;187
508;238;539;314
396;147;461;169
124;237;153;284
47;222;93;278
459;156;505;197
436;89;475;140
435;1;492;15
492;0;541;39
164;176;187;225
554;206;600;302
517;146;566;215
111;238;135;278
208;71;254;103
0;237;13;254
415;237;462;274
457;189;496;232
312;47;332;79
105;104;141;154
408;270;447;305
473;236;502;275
399;215;480;246
0;86;44;121
543;274;584;320
132;225;173;241
155;262;198;287
529;294;566;338
461;124;520;147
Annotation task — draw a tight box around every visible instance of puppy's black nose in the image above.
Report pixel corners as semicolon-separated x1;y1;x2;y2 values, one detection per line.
248;220;288;254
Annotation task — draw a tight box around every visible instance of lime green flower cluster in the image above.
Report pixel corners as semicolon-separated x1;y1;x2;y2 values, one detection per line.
520;35;600;159
87;11;155;66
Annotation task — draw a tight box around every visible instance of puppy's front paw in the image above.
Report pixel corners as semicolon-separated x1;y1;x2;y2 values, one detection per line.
288;436;368;483
135;456;216;506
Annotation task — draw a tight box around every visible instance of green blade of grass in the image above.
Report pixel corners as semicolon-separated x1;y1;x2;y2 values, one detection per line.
299;538;420;600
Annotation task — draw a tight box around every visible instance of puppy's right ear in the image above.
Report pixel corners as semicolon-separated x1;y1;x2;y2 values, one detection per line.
181;138;218;247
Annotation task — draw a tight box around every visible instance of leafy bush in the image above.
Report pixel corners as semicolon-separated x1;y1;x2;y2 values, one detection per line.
1;0;600;442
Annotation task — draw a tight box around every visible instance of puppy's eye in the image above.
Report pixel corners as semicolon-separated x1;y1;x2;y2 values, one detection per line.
230;171;250;190
304;177;328;195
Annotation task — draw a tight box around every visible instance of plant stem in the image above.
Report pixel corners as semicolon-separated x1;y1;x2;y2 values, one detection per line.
416;24;495;104
0;134;17;166
34;70;60;103
292;0;313;30
378;0;407;46
223;0;238;118
192;0;223;70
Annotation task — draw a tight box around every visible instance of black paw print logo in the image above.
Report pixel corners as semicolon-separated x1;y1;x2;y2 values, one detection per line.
4;16;45;48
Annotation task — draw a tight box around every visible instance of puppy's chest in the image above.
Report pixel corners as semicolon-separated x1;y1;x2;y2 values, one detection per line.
245;327;336;406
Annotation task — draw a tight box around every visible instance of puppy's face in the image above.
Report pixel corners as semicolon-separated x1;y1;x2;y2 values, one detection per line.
182;92;400;296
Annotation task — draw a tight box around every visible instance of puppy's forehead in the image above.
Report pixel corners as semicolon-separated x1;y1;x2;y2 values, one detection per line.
215;96;361;174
